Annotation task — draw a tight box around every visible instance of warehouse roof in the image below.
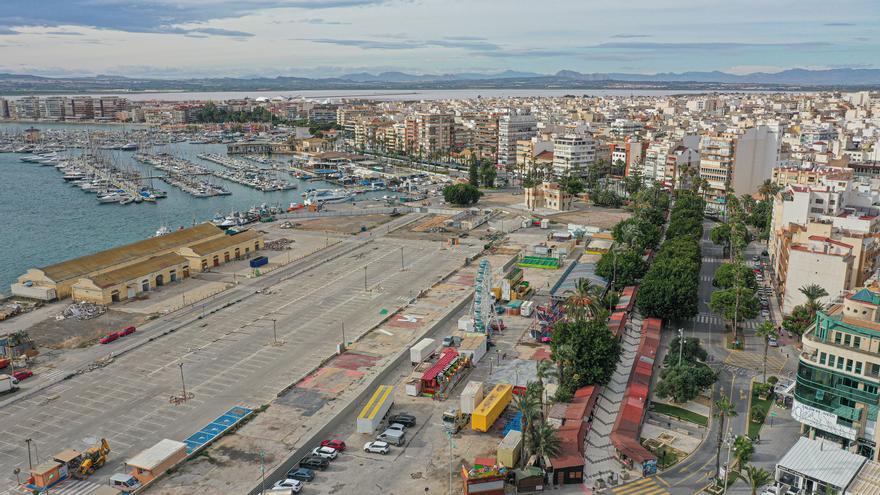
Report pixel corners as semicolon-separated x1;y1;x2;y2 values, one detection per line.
87;253;187;289
39;223;221;283
778;437;866;490
126;439;187;470
185;229;261;256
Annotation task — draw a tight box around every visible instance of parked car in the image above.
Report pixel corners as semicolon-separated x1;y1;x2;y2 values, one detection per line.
285;468;315;482
768;337;779;347
99;333;119;344
12;369;33;381
761;486;780;495
299;456;329;470
490;319;506;331
311;446;338;460
387;423;407;433
118;326;136;337
387;414;416;427
320;439;346;452
753;255;760;262
272;479;303;493
364;441;390;455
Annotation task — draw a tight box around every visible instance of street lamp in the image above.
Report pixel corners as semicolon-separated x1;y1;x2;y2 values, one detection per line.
722;429;734;491
271;319;277;344
678;328;684;366
364;265;368;291
25;438;33;470
178;362;187;401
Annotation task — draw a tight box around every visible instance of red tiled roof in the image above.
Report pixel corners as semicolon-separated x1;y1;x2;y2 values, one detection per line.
422;348;459;382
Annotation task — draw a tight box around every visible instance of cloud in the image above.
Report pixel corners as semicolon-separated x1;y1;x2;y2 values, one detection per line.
824;22;855;26
611;34;651;39
592;41;833;51
45;31;83;36
0;0;387;36
477;49;582;59
442;36;487;41
300;18;351;25
301;37;500;51
0;27;19;35
188;27;253;37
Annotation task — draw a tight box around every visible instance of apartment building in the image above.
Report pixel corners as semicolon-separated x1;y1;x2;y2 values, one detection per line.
641;139;701;186
796;285;880;460
770;182;880;312
515;137;554;176
498;109;537;167
698;125;779;197
13;97;40;120
40;97;66;121
67;96;95;121
552;133;596;177
405;112;454;156
524;181;572;211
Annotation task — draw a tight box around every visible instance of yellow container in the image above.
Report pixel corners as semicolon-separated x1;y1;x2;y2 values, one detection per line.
471;384;513;432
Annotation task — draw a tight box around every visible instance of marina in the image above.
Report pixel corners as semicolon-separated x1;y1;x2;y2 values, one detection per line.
133;152;231;197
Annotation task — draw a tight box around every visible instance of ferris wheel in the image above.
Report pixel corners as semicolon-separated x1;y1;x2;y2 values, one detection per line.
472;259;496;333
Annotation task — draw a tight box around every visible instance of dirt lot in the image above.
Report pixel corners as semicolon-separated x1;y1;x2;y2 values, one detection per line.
291;214;394;235
27;309;151;349
546;205;631;229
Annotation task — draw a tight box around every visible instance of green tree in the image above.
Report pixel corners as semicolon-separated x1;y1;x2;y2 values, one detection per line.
535;359;557;416
468;158;479;186
442;183;481;206
739;464;772;495
531;422;562;459
513;392;539;462
560;176;585;197
710;223;732;257
713;262;758;290
799;284;829;320
655;364;718;403
551;343;576;395
562;279;605;322
732;436;755;469
612;217;662;251
550;318;621;388
714;394;737;479
637;257;700;320
709;286;760;339
755;322;779;383
592;189;623;208
663;336;708;367
479;162;497;188
624;169;643;196
782;304;813;342
596;247;648;290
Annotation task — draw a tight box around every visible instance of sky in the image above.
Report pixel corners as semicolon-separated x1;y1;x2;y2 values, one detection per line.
1;0;878;78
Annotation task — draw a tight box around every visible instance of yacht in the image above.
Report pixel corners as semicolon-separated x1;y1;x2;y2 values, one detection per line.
155;225;171;237
97;192;123;204
302;189;353;205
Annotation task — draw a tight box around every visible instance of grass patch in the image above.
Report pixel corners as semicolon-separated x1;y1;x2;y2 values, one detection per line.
747;388;773;440
650;401;709;427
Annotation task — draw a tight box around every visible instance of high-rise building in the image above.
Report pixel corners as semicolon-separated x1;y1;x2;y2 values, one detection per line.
67;97;95;120
40;97;66;121
497;109;537;167
698;125;779;198
552;134;596;177
97;96;125;120
13;96;40;120
795;284;880;460
406;112;454;156
0;98;9;119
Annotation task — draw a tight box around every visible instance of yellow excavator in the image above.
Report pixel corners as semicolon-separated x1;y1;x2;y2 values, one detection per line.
72;439;110;478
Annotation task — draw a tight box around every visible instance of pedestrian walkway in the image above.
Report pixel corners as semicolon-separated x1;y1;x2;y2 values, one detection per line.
43;479;101;495
583;312;644;483
690;313;768;330
724;349;787;374
611;476;671;495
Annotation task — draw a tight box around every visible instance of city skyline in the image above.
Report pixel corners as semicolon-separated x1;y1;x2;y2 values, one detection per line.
2;0;878;78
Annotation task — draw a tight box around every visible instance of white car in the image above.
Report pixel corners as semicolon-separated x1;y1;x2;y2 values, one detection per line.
364;441;390;454
761;486;780;495
272;479;303;493
311;446;338;460
768;337;779;347
387;423;407;433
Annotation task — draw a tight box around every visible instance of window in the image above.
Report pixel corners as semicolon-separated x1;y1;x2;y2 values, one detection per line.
820;352;827;365
815;198;825;204
838;357;845;370
845;335;852;346
873;363;880;377
856;362;863;375
841;397;856;408
847;359;853;372
842;377;859;389
854;336;862;349
866;384;878;395
835;333;843;344
829;354;836;367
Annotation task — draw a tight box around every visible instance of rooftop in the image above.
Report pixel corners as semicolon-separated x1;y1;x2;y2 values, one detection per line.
185;229;261;256
777;437;866;489
86;253;188;289
126;439;187;470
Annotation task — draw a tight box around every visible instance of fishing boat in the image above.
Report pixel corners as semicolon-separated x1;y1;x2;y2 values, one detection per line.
302;189;353;205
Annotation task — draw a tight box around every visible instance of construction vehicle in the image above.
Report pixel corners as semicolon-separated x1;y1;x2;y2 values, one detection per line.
70;439;110;478
442;408;468;434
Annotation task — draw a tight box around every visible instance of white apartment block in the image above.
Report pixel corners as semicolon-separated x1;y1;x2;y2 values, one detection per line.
498;109;537;167
552;134;596;177
698;125;779;197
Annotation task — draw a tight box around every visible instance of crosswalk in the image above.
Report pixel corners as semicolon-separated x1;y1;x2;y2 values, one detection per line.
724;350;787;373
690;313;765;330
702;257;725;263
44;479;101;495
612;476;671;495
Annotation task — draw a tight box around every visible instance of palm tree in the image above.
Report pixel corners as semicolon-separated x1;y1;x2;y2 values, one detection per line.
799;284;829;320
755;322;779;383
714;394;738;480
535;360;557;417
758;179;781;201
513;392;540;463
531;422;562;460
739;464;772;495
553;343;576;387
563;279;604;322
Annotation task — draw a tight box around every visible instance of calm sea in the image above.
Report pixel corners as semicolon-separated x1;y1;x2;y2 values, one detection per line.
3;88;778;102
0;122;382;296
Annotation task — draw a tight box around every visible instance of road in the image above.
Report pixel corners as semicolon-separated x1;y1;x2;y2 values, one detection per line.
0;213;481;492
653;219;797;494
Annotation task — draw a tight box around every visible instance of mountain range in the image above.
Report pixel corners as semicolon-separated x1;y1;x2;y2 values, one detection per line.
0;68;878;94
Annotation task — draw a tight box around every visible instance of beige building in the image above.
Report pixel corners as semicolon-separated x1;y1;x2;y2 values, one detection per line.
12;223;263;304
524;181;572;211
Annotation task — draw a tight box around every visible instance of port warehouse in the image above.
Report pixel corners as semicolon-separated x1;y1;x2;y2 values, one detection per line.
11;223;263;304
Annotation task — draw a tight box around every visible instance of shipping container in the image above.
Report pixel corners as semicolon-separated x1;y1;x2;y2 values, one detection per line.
409;338;436;364
458;335;487;364
520;301;534;317
249;256;269;268
405;378;421;397
471;384;513;432
458;317;475;332
357;385;394;434
460;381;484;414
497;430;522;467
0;374;17;394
